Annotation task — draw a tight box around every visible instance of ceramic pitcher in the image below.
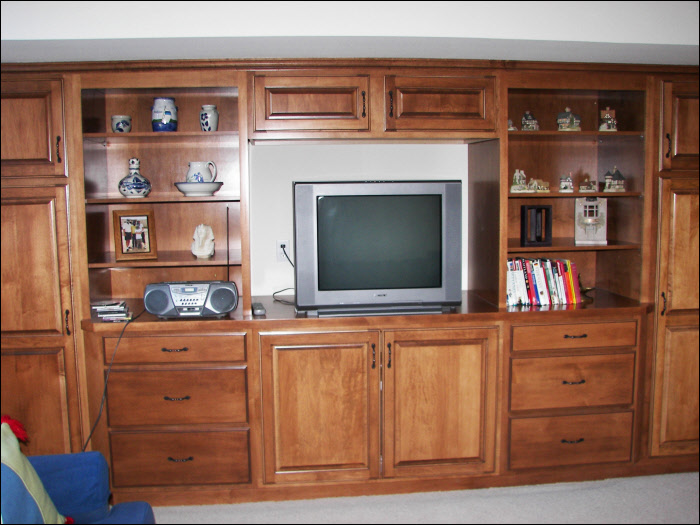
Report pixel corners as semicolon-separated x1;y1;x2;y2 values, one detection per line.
186;161;217;183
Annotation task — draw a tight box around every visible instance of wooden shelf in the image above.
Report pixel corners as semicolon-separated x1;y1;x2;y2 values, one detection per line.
508;191;641;199
85;193;240;204
88;249;242;268
507;238;640;253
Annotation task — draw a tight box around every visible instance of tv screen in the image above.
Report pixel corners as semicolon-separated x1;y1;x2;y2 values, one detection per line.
294;181;462;317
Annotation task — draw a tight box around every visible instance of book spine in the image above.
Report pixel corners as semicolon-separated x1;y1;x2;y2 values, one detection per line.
533;259;550;305
570;261;583;304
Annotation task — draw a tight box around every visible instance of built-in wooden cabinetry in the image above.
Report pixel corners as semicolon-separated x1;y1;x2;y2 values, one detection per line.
1;77;85;455
260;326;498;483
1;59;697;506
650;177;699;456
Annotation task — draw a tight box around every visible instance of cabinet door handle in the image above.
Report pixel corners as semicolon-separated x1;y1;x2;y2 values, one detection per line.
371;343;376;369
387;342;392;368
661;292;667;316
162;346;189;353
163;395;191;401
562;379;586;385
561;438;585;444
56;136;62;163
665;133;672;158
563;333;588;339
64;309;71;335
361;91;366;118
388;91;394;118
167;456;194;463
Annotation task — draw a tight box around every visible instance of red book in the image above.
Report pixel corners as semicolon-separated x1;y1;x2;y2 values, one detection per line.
570;261;582;304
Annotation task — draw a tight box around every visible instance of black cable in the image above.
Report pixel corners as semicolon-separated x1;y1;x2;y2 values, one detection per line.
281;244;294;268
81;307;145;452
273;287;295;305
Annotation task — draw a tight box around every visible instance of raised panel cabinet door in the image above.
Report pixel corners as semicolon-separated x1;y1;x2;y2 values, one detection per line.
651;177;699;456
0;349;72;455
253;75;370;132
385;75;495;131
383;327;499;477
1;79;66;177
260;331;381;483
660;80;699;172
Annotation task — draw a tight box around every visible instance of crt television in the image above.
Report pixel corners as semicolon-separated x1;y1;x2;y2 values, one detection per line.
293;180;462;317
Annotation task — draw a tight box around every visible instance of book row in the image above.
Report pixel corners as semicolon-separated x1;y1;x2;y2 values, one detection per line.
507;258;582;307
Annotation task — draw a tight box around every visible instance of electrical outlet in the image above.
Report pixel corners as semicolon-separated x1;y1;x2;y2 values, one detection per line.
276;240;290;263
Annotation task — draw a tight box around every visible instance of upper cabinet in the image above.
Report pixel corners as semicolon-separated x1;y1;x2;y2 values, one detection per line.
384;75;495;131
1;79;66;177
250;70;498;138
660;79;699;172
253;74;370;132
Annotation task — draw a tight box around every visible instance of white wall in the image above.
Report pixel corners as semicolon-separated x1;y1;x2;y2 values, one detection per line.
249;144;469;296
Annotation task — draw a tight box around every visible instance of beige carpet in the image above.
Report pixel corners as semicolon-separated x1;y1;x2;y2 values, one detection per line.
153;472;699;524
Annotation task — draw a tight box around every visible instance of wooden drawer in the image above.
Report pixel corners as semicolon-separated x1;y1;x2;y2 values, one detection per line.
104;334;246;364
511;321;637;352
107;368;247;426
509;412;633;469
511;353;635;411
110;430;250;487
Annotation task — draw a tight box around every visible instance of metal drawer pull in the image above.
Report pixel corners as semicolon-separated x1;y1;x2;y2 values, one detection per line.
361;91;366;118
56;136;62;163
666;133;672;158
162;346;189;353
163;395;191;401
561;438;585;444
167;456;194;463
388;91;394;117
387;342;392;368
371;343;376;369
563;334;588;339
562;379;586;385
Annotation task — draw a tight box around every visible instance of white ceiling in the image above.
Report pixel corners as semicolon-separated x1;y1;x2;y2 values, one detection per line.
2;1;698;65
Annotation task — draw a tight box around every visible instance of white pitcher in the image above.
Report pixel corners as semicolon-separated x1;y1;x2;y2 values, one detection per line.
186;161;217;183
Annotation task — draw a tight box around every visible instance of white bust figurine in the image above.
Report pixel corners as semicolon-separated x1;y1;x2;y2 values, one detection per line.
191;224;215;259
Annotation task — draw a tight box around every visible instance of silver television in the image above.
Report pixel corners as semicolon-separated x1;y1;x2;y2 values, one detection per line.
293;180;462;317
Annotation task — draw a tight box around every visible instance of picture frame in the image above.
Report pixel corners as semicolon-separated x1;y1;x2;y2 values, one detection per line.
113;209;158;261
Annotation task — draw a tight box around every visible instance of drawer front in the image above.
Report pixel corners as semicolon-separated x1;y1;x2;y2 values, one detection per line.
107;368;247;426
512;321;637;352
110;430;250;487
511;353;635;410
104;334;246;364
510;412;633;469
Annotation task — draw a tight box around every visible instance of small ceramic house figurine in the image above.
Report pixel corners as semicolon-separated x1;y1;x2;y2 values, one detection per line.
575;197;607;245
521;111;540;131
603;166;626;192
534;179;550;193
510;169;529;193
557;107;581;131
559;174;574;193
579;176;597;193
507;119;518;131
599;106;617;131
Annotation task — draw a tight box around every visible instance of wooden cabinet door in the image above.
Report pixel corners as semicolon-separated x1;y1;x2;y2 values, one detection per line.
383;328;498;477
651;177;699;456
1;79;66;177
384;75;495;131
1;185;77;455
260;331;380;483
253;75;370;132
660;80;699;172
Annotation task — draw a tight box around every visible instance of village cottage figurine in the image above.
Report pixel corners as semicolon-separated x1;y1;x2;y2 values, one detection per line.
603;167;626;192
510;169;529;193
599;106;617;131
521;111;540;131
559;174;574;193
579;176;597;193
557;107;581;131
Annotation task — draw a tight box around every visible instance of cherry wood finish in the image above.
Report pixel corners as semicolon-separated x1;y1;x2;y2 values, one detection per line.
103;334;246;363
383;328;498;478
650;177;699;456
253;74;370;132
511;320;637;351
660;80;699;172
384;75;495;131
1;79;66;177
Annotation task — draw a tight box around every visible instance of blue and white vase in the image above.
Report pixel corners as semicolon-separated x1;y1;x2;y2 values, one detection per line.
118;157;151;198
151;97;178;132
200;105;219;132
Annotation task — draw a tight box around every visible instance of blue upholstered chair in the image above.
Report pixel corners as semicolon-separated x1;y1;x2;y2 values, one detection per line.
2;434;155;524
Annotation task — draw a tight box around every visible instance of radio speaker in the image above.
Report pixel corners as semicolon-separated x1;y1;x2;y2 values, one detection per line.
144;281;238;318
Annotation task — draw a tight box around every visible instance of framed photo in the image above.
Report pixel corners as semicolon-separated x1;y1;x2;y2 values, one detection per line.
113;209;158;261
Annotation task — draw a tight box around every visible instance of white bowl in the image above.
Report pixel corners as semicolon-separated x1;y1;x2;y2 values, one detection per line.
175;181;223;197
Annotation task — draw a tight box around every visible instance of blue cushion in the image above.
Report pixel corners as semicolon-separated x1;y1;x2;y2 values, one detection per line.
0;422;66;524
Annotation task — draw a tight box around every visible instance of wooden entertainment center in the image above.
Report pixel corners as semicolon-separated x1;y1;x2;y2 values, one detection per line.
1;57;697;505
